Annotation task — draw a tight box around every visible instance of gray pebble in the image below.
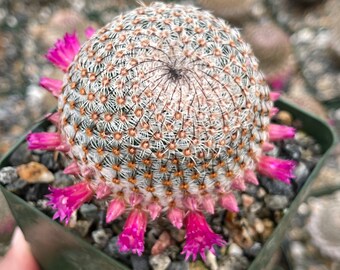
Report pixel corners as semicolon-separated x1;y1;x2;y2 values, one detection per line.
149;254;171;270
40;152;61;171
0;166;18;185
103;236;131;266
9;144;33;166
294;162;310;189
53;171;74;187
229;243;243;256
80;203;99;220
283;143;301;160
166;261;189;270
265;195;289;210
218;255;249;270
92;229;111;248
73;220;93;237
131;254;150;270
259;177;295;199
244;242;262;258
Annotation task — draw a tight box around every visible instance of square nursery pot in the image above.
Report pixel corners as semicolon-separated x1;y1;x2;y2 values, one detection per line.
0;99;336;270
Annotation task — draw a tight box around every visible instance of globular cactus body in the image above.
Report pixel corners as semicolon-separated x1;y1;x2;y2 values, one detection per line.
28;2;296;259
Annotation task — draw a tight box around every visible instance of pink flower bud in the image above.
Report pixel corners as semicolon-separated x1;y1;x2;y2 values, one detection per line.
148;202;162;220
183;195;199;211
129;193;143;207
96;182;111;199
46;112;60;126
167;207;184;229
39;77;63;97
202;194;215;214
220;193;239;213
269;124;295;141
106;197;126;223
269;92;281;101
63;161;80;175
230;177;246;191
262;142;275;152
270;107;279;117
85;26;96;39
244;169;259;185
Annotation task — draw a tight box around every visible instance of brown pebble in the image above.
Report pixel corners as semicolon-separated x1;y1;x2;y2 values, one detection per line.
16;161;54;183
242;194;255;208
151;231;172;255
276;111;293;125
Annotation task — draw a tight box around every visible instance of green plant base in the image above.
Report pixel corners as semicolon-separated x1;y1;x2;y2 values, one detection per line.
0;99;336;270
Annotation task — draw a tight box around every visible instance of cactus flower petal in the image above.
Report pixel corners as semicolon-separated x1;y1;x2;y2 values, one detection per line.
181;211;226;261
270;107;279;117
148;202;162;220
167;207;184;229
202;194;215;214
118;209;147;256
220;192;239;213
96;182;111;199
231;177;246;191
46;112;60;126
39;77;63;97
46;181;93;223
244;169;259;185
258;155;296;184
262;141;275;152
27;132;62;150
85;26;96;39
269;124;296;141
45;32;80;72
269;92;281;101
106;197;126;223
63;161;80;175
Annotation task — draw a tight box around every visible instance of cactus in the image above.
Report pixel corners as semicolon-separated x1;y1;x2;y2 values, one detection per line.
27;2;296;260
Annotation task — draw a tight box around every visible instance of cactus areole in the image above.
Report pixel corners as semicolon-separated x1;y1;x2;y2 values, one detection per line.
28;2;296;260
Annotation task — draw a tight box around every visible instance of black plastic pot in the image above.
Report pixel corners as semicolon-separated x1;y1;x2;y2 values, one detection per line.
0;99;336;270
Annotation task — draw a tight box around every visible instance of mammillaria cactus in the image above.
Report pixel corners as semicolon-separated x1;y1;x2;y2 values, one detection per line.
27;2;296;260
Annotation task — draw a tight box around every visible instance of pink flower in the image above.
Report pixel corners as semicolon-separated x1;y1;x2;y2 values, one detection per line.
63;161;80;175
269;92;281;101
118;209;147;256
106;197;126;223
39;77;63;97
85;26;96;39
167;207;184;229
258;155;296;184
262;141;275;152
270;107;279;117
27;132;62;150
202;194;215;214
46;112;60;126
244;169;259;185
95;182;111;199
148;202;162;220
230;176;246;191
182;211;226;261
220;192;239;212
46;181;93;223
45;32;80;72
269;124;295;141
